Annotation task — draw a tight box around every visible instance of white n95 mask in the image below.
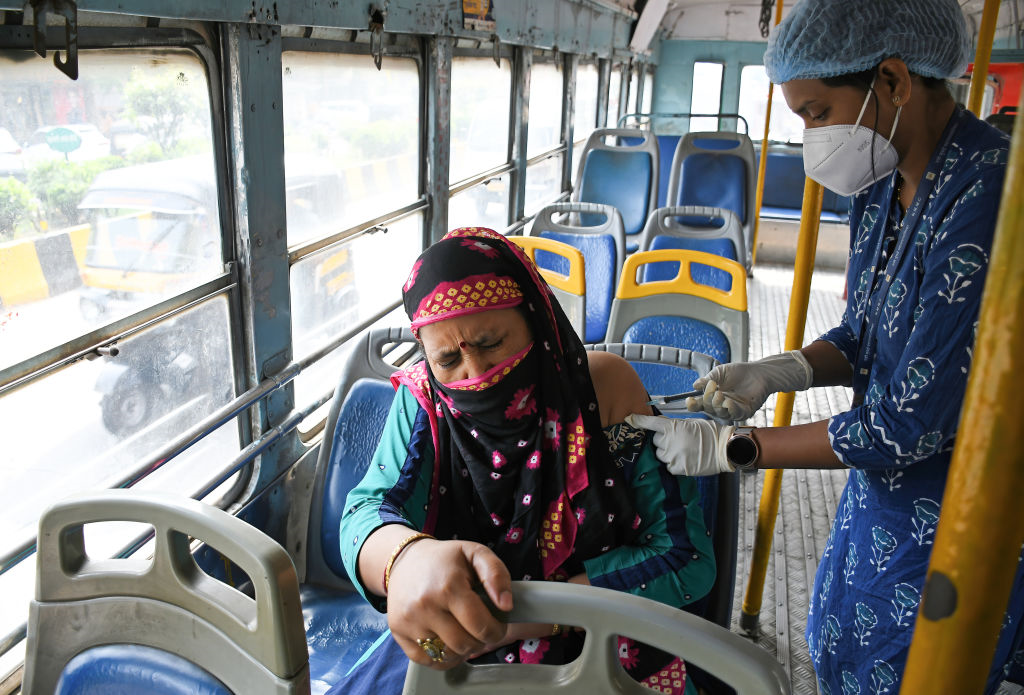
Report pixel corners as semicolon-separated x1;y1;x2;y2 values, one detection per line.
802;79;902;196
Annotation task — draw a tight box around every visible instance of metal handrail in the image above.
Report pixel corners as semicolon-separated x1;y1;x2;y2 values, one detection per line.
618;111;750;135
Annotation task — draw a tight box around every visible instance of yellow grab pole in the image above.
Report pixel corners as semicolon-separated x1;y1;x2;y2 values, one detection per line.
968;0;1000;117
900;88;1024;695
740;177;823;634
751;0;785;267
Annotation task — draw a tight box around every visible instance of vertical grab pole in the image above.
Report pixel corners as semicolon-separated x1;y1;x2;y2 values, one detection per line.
751;0;785;268
899;89;1024;695
740;176;823;635
968;0;1000;117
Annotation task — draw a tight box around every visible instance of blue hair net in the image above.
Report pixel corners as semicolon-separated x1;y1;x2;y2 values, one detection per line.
764;0;971;84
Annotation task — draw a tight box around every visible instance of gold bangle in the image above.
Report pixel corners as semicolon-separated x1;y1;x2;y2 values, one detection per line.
551;623;562;636
383;531;433;595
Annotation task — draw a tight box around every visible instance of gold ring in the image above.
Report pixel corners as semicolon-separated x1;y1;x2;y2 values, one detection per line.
417;636;447;662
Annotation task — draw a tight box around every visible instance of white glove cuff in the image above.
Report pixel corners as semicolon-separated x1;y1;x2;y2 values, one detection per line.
787;350;814;391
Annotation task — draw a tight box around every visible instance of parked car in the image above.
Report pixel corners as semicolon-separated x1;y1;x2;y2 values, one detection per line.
0;127;25;179
23;124;111;166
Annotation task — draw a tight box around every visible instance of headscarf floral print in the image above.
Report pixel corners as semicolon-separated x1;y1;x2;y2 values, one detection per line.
393;227;641;581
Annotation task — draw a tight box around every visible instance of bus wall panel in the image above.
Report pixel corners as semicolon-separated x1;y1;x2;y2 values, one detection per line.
653;40;768;135
1;0;640;59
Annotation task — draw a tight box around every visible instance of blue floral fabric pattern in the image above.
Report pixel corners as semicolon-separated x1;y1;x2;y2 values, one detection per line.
809;108;1024;693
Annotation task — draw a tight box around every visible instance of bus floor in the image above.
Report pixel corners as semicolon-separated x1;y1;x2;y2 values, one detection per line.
738;265;1023;695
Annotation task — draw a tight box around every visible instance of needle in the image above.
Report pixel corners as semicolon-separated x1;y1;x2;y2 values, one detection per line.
646;390;701;406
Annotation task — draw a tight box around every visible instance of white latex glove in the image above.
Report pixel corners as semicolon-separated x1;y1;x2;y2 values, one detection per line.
685;350;813;420
625;414;735;476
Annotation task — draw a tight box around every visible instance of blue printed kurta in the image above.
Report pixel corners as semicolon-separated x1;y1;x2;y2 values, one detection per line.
807;107;1024;694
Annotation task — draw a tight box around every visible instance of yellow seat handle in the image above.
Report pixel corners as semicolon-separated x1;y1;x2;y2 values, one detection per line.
616;249;747;311
510;236;586;295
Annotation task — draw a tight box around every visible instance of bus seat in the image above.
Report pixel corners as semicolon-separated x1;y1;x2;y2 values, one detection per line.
586;342;738;634
509;235;587;339
668;132;756;274
618;133;680;209
302;327;416;692
530;202;625;343
639;205;745;289
758;147;850;223
606;250;749;393
22;490;310;695
572;127;659;248
402;581;788;695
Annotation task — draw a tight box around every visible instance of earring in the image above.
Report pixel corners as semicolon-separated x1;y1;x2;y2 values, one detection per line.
892;95;901;106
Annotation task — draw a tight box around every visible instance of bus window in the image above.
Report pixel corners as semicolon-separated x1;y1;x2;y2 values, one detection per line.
572;62;599;180
628;65;640;115
291;212;422;408
0;46;238;468
527;61;562;158
738;64;806;144
449;172;511;231
606;66;622;127
450;57;512;183
524;155;563;216
524;61;564;214
450;56;513;227
281;52;420;244
642;70;654;113
690;61;723;132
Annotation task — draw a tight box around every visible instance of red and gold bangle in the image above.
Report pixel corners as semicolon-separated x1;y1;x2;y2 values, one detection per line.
383;531;433;595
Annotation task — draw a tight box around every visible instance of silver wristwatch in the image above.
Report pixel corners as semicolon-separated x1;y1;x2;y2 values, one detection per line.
726;426;759;471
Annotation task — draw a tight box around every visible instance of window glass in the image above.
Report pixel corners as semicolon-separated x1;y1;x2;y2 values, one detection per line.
573;63;599;140
292;214;422;406
606;67;622;128
690;62;723;132
524;155;564;217
527;62;563;158
628;68;640;115
449;173;510;232
282;52;419;245
450;58;512;183
642;71;654;114
0;49;221;371
738;65;806;144
0;296;238;541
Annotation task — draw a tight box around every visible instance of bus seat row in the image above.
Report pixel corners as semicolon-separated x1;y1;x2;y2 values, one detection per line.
757;144;851;223
573;128;756;271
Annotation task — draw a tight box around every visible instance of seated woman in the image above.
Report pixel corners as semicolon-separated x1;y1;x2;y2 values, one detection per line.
332;227;715;694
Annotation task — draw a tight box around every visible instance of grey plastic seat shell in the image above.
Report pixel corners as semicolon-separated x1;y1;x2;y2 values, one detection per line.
605;251;750;363
571;127;660;233
305;325;414;589
667;131;757;274
639;204;747;271
529;200;627;274
22;489;310;695
402;581;790;695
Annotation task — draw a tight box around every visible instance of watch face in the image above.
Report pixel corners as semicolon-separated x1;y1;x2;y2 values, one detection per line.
727;435;758;468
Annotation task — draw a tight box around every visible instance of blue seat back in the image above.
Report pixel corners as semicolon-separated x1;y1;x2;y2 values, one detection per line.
320;379;398;581
656;135;681;207
579;149;652;236
55;644;231;695
538;230;617;343
759;147;851;223
647;236;736;289
573;128;659;243
676;153;748;223
623;316;730;396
